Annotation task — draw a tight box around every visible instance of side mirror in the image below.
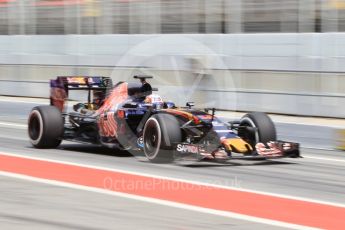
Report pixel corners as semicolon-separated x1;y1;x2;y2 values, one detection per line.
186;102;195;109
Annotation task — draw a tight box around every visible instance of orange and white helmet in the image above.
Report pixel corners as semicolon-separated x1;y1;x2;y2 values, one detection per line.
144;94;163;104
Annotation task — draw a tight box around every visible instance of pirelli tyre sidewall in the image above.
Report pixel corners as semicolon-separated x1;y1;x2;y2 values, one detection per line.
143;114;182;163
28;106;64;148
240;112;277;148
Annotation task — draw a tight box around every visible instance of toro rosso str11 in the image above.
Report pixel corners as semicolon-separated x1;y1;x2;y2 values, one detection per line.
28;76;300;163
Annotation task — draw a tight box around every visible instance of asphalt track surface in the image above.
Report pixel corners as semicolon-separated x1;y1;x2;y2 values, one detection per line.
1;97;345;229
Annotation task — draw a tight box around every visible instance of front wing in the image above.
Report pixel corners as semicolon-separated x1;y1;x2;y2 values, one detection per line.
173;141;300;161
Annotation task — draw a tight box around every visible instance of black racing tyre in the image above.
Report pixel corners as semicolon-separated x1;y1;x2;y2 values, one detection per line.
28;106;64;148
143;114;182;163
240;112;276;148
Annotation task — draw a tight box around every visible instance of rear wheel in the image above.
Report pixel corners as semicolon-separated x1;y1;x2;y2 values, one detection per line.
28;106;64;148
239;112;276;148
143;114;181;163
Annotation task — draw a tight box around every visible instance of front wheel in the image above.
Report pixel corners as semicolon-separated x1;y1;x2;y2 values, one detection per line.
143;114;181;163
28;106;64;148
239;112;276;148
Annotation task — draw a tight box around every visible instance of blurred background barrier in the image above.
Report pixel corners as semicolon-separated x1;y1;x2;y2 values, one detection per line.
2;33;345;72
0;34;345;118
0;0;345;118
1;64;345;118
1;0;345;35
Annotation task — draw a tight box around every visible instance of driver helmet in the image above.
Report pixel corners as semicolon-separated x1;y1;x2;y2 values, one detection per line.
144;94;164;109
144;94;163;104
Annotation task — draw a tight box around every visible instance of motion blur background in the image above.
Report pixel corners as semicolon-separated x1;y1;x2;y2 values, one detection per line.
1;0;345;117
0;0;344;34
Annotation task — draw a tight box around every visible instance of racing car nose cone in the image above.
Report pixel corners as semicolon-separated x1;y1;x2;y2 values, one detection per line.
222;138;252;153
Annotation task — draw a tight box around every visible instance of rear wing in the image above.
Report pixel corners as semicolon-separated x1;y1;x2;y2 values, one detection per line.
50;76;113;111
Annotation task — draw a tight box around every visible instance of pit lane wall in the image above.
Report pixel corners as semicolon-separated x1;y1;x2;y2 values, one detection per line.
1;34;345;118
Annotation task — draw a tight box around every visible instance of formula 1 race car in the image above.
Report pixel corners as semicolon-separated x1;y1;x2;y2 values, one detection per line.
28;75;300;163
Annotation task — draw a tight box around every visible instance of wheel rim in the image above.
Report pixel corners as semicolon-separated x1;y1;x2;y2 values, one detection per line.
28;110;43;145
143;118;161;160
29;116;40;140
240;117;259;146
